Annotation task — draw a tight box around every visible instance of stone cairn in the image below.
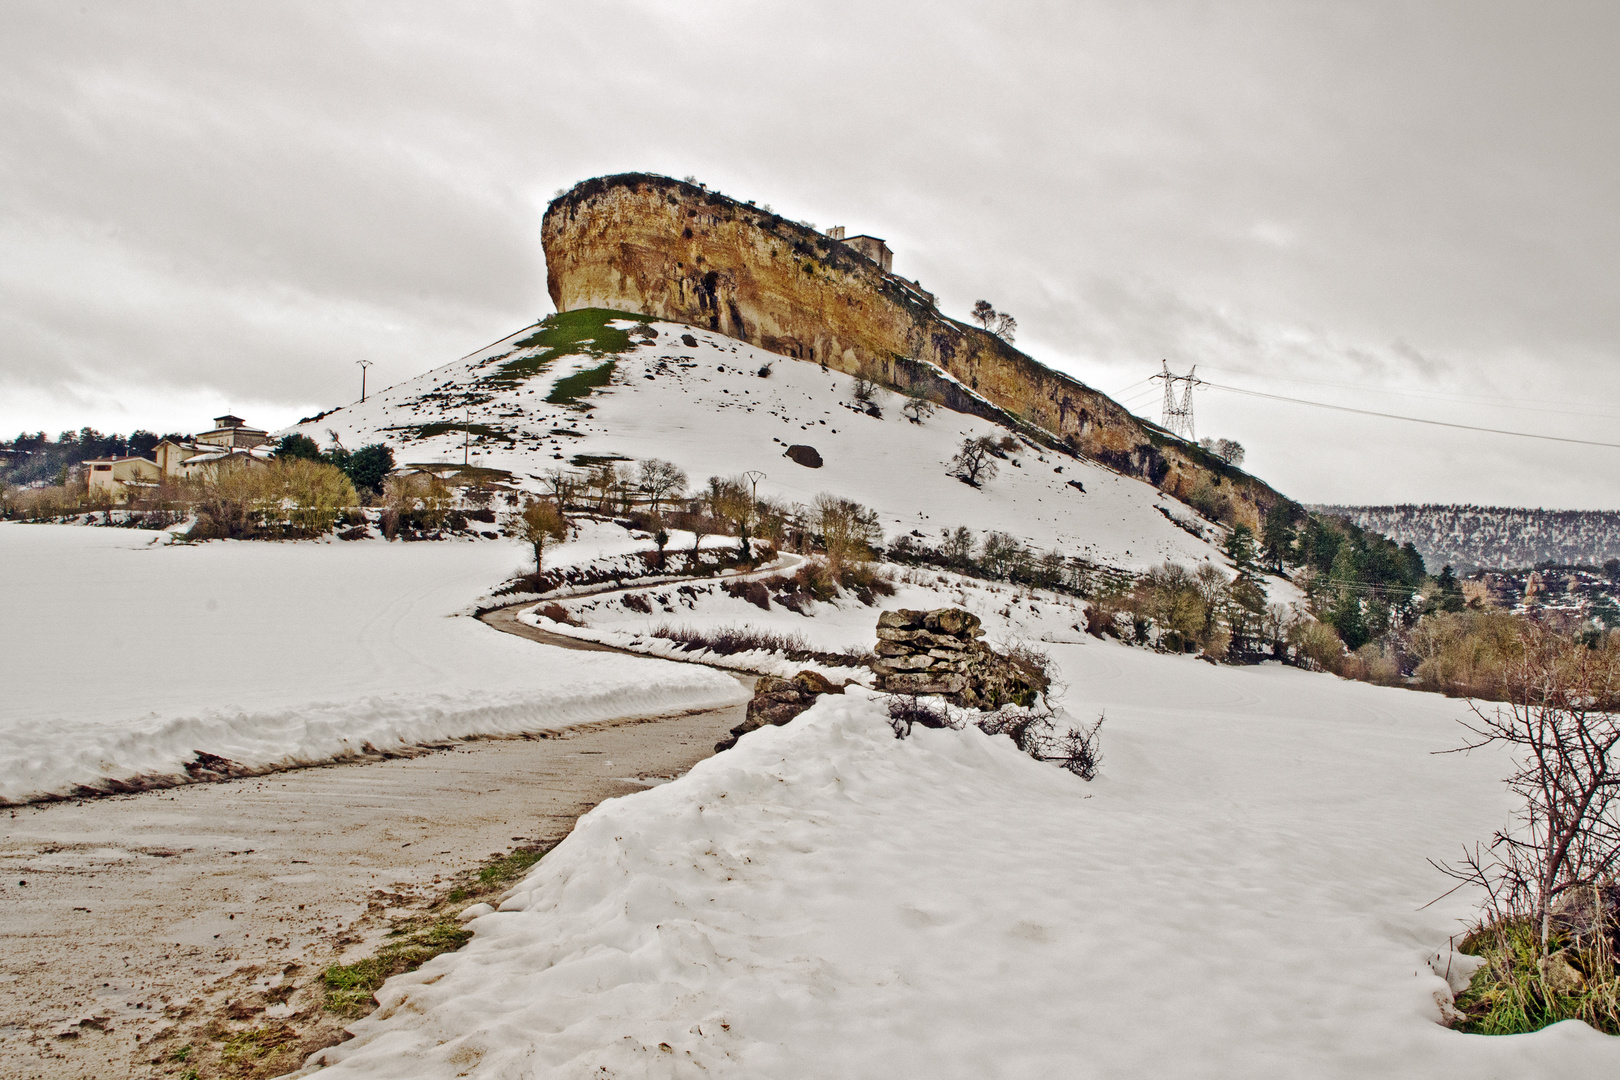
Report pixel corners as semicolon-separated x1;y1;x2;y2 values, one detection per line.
872;607;1046;709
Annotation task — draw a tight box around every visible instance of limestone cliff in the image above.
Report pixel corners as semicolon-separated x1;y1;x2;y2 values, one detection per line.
542;173;1287;528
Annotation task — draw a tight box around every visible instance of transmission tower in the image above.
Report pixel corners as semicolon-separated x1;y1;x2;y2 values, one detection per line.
1152;361;1201;440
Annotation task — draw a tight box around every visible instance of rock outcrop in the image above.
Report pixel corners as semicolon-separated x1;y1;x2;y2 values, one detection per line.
871;608;1047;709
542;173;1288;528
716;670;843;752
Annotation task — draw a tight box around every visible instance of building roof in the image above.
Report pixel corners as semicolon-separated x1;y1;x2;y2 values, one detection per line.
83;455;159;465
843;234;888;245
213;414;247;426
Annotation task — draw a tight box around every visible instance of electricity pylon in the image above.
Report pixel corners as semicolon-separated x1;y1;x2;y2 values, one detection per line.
1152;361;1200;440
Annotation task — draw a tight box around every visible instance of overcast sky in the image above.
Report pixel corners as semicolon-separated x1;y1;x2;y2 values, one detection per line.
3;1;1617;508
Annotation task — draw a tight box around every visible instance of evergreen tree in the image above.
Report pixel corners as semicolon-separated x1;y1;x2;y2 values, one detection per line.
342;444;395;493
1260;503;1298;571
274;433;325;461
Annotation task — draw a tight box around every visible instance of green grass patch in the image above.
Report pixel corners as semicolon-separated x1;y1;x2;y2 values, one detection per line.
407;421;513;442
486;308;643;389
1454;917;1620;1035
546;361;617;408
569;452;633;469
220;1024;300;1066
321;843;555;1017
445;846;551;904
321;919;473;1018
403;462;514;483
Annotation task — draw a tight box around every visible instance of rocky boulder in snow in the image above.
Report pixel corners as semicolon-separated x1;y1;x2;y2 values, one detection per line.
873;608;1047;709
716;670;843;751
784;444;823;469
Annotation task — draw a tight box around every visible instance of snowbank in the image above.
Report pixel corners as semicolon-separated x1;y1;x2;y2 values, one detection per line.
0;523;745;804
301;649;1620;1078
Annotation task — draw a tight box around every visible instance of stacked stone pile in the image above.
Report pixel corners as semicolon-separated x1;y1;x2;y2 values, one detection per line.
872;607;1046;708
715;670;843;752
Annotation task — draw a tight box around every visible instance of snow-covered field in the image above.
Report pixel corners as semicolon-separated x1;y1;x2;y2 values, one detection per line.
0;522;745;804
303;634;1620;1078
295;316;1223;571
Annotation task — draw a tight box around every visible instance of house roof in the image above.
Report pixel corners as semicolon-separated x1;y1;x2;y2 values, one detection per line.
213;414;247;426
843;234;888;246
83;455;159;465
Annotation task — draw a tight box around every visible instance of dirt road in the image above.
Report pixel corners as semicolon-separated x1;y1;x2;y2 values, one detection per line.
0;605;751;1079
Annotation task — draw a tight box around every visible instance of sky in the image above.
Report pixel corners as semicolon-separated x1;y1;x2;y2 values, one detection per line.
2;1;1617;508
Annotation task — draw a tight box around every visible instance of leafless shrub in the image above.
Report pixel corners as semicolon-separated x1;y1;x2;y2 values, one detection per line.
1436;625;1620;956
887;693;953;738
648;624;810;656
536;602;578;626
1051;714;1105;780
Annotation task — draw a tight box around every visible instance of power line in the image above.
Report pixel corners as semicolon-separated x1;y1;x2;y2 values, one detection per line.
1202;379;1620;449
1198;363;1620;420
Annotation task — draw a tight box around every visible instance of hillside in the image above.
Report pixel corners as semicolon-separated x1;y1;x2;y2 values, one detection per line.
287;309;1229;572
541;173;1288;529
1316;503;1620;572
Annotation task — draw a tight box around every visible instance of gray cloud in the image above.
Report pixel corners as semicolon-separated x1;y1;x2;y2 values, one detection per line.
2;0;1616;506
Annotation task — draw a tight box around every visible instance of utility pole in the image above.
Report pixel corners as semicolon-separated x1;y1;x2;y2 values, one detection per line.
356;358;373;403
743;470;766;503
1151;361;1200;440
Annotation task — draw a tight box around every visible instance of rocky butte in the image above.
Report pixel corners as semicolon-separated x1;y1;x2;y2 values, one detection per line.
542;173;1289;527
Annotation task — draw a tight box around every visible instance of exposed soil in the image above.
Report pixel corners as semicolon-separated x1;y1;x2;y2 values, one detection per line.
0;612;751;1079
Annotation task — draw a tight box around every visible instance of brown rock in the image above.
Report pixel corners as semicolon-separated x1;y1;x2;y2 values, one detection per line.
791;670;842;695
924;608;981;636
784;444;822;469
871;655;936;674
877;609;928;630
881;672;969;695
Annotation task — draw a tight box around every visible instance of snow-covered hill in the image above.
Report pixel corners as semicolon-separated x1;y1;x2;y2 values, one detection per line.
1315;504;1620;572
289;311;1227;573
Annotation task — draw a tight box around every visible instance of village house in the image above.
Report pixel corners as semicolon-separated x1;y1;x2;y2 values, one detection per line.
83;455;162;501
154;415;274;481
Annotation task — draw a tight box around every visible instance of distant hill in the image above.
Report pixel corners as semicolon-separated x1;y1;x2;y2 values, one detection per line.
1313;504;1620;573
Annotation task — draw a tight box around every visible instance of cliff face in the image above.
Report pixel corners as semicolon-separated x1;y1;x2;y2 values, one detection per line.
542;173;1284;527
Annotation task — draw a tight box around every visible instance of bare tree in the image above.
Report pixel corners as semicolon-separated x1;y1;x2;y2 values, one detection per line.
970;300;1017;342
540;467;577;510
1437;626;1620;957
709;475;759;557
586;463;625;513
515;497;567;572
813;493;881;570
949;436;1000;487
636;458;687;514
941;525;976;567
1200;437;1246;466
902;394;936;424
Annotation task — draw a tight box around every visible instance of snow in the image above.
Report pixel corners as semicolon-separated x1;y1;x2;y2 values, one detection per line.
303;643;1620;1078
293;318;1226;572
0;522;746;804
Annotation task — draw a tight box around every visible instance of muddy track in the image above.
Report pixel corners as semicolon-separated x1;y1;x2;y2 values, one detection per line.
0;615;754;1079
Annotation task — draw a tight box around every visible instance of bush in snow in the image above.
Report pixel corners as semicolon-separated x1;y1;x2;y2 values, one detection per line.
191;457;357;539
886;689;1104;781
1437;623;1620;1034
